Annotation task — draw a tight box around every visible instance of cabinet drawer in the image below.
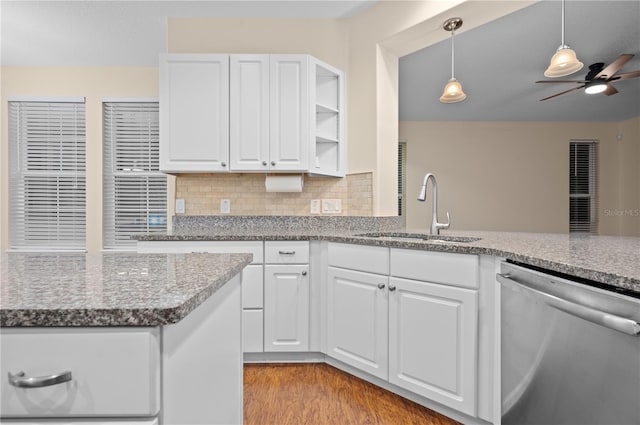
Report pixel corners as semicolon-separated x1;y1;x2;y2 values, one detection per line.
242;309;264;353
328;243;389;275
242;264;264;309
137;241;264;264
264;241;309;264
0;328;160;418
390;248;479;289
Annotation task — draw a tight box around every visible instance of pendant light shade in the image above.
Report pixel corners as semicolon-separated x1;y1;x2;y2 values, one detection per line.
439;17;466;104
544;0;583;78
440;78;466;103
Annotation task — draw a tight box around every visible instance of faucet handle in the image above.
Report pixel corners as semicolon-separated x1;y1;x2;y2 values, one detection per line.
436;212;451;232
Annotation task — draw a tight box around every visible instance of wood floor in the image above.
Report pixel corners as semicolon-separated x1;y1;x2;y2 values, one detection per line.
244;363;461;425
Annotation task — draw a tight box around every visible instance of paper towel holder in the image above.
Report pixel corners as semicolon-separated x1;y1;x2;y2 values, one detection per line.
264;174;304;193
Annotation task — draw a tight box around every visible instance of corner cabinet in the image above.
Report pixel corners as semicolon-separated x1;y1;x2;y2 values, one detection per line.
160;53;345;177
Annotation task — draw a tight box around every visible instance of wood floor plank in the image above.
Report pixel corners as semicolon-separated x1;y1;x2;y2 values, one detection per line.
244;363;461;425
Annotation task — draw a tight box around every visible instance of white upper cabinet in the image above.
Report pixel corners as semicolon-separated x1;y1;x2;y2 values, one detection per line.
159;54;230;172
159;53;344;176
230;55;270;171
310;59;345;177
269;55;309;171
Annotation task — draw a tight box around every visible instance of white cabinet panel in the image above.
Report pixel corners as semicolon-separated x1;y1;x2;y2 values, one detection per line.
243;309;264;353
242;264;264;309
0;420;159;425
159;54;229;172
230;55;270;171
327;267;388;380
390;248;479;289
388;276;478;416
0;328;160;418
327;243;389;275
264;264;309;352
269;55;309;171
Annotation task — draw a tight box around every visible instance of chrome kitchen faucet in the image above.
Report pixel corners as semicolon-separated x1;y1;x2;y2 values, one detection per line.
417;173;450;235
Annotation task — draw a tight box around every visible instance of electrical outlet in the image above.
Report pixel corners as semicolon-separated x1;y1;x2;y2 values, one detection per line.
310;199;321;214
321;199;342;214
175;198;185;214
220;199;231;214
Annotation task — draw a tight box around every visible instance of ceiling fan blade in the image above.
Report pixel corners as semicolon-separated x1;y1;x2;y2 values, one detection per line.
611;70;640;81
535;80;586;84
594;54;634;79
539;85;585;101
603;84;618;96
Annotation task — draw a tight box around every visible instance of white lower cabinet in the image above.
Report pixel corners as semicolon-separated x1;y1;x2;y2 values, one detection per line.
263;241;310;352
0;328;160;419
388;276;478;416
326;243;480;417
264;264;309;352
327;267;388;379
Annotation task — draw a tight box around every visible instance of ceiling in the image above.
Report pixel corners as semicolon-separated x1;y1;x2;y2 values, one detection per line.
2;1;639;122
399;1;640;122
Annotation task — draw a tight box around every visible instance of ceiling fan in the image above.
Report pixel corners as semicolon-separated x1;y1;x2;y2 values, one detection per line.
536;53;640;101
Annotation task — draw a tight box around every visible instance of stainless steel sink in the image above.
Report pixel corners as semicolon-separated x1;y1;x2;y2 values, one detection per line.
356;232;481;244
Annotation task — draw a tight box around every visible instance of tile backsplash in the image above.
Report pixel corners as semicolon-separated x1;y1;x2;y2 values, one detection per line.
175;172;373;216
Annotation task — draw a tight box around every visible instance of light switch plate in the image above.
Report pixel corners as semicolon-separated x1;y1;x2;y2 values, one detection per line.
310;199;321;214
220;199;231;214
322;199;342;214
175;198;185;214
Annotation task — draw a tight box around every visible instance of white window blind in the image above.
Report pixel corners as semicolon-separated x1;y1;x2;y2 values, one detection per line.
398;141;407;220
103;101;166;249
8;101;86;250
570;140;599;234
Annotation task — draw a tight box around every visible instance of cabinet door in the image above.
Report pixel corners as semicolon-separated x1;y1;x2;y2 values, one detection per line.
159;54;229;172
230;55;270;171
269;55;309;171
327;267;388;380
264;264;309;352
388;277;478;416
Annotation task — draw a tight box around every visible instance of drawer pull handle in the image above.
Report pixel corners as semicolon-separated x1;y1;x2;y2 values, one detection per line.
8;370;72;388
278;251;296;255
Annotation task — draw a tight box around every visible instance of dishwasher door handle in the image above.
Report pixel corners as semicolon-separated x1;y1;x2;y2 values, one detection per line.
497;273;640;336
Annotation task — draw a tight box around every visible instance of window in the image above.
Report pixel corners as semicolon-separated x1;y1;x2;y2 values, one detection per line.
103;101;166;249
570;140;598;233
8;99;86;250
398;141;407;222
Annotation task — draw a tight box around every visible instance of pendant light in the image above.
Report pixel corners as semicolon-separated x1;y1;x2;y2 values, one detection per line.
544;0;583;78
440;17;466;104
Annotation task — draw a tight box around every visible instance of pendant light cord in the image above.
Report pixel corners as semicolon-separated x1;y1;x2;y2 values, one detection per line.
451;28;455;79
561;0;566;47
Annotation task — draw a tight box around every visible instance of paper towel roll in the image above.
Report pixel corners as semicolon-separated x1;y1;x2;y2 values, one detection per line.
265;175;304;192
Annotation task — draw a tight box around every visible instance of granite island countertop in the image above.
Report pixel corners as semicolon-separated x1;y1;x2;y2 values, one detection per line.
135;216;640;294
0;252;252;327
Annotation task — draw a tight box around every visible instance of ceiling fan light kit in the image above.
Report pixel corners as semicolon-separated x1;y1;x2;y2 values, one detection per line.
439;17;467;104
544;0;583;78
584;79;608;94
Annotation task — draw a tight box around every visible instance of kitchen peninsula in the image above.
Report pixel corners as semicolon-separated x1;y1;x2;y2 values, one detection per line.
0;252;252;424
136;215;640;425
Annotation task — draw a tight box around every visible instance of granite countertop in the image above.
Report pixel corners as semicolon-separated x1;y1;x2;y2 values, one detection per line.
136;216;640;294
0;252;252;327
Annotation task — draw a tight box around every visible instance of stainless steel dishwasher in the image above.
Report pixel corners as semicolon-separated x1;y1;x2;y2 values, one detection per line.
498;261;640;425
